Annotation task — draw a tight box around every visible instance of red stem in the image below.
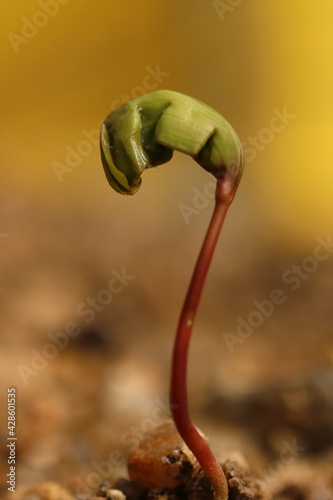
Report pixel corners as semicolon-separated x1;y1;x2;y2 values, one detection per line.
170;176;236;500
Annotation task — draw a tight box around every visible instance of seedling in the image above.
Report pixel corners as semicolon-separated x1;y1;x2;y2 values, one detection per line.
100;90;244;500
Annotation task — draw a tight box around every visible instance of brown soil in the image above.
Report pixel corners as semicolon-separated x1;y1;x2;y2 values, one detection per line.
1;202;332;500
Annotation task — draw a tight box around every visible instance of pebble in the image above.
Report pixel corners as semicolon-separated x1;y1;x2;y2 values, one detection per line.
106;489;126;500
127;419;200;490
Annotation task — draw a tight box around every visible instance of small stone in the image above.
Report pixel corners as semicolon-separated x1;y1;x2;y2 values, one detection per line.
106;489;126;500
127;419;200;490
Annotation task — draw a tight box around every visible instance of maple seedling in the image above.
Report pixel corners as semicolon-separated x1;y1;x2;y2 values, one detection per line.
100;90;244;500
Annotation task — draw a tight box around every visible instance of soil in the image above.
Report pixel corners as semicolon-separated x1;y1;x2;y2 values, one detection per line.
0;202;332;500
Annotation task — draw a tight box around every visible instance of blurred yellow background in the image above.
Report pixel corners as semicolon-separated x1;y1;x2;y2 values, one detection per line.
1;1;333;493
1;1;332;243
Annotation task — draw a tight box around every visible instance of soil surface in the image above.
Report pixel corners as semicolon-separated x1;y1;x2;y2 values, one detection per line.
0;201;332;500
